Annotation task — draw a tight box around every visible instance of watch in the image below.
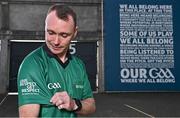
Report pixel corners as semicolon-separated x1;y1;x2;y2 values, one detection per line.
73;98;82;112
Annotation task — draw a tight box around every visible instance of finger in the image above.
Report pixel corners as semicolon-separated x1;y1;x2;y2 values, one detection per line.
51;92;65;101
50;92;62;102
58;104;64;109
50;96;60;105
55;99;63;106
50;92;68;105
50;94;57;103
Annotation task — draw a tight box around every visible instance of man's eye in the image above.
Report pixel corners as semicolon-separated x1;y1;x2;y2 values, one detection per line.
61;33;69;38
48;31;55;35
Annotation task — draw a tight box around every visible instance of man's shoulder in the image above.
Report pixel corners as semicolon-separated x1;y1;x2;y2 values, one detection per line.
70;55;86;70
18;46;45;78
25;46;43;60
21;46;44;66
71;55;84;64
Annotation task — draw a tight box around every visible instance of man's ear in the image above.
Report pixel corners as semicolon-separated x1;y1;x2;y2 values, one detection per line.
73;26;78;39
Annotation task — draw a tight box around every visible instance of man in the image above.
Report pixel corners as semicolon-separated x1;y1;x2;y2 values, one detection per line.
17;4;96;117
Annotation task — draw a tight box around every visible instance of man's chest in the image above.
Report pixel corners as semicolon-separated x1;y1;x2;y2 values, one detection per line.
44;63;84;99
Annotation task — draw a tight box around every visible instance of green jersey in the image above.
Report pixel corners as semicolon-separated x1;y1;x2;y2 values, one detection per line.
17;44;93;117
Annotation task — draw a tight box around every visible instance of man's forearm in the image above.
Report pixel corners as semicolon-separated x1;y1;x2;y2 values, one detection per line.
19;104;40;118
50;91;96;115
75;98;96;116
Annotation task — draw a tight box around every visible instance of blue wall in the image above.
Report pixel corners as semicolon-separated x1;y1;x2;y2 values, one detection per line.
104;0;180;91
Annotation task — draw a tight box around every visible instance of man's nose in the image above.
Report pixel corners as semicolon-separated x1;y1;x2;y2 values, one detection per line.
54;35;60;45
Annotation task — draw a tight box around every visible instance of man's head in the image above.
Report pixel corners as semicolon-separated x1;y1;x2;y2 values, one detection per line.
45;4;78;58
47;4;77;27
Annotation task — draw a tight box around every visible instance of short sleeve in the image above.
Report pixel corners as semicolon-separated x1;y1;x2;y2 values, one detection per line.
81;62;94;99
17;54;52;106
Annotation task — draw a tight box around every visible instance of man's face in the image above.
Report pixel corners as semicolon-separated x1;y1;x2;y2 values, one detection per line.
45;11;77;56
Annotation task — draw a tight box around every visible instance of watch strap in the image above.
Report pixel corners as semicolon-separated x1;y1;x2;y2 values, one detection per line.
73;98;82;112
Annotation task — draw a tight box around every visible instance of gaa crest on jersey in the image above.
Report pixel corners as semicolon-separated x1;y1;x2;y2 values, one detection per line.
47;82;61;89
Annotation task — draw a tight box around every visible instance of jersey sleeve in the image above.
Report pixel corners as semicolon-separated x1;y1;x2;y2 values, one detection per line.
17;54;52;106
81;62;94;99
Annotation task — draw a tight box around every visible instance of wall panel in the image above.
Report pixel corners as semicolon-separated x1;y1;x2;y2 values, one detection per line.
9;4;48;31
0;5;2;29
9;4;99;32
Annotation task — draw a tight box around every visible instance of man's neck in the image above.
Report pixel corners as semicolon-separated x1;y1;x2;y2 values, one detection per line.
59;56;68;63
57;52;68;63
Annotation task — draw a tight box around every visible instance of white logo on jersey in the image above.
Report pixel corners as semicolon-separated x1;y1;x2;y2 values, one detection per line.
48;82;61;89
20;79;40;95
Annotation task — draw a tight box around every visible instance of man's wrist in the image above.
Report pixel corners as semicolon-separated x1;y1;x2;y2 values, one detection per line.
72;98;82;112
72;100;78;110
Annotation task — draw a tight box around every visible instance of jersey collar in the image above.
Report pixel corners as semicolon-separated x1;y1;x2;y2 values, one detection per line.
43;44;72;69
